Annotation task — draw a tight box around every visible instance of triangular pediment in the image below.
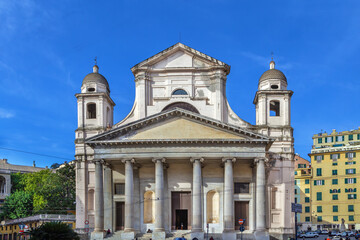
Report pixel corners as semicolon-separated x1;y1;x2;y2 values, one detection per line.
131;43;230;74
86;108;271;146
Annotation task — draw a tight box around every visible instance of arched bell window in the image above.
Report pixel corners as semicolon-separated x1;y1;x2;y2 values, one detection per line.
87;103;96;119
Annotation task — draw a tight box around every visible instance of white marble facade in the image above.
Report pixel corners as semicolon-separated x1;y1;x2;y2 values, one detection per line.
75;43;295;240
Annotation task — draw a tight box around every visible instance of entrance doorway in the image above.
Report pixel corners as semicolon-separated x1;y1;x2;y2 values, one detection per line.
235;201;249;230
176;209;188;229
115;202;125;231
171;192;191;230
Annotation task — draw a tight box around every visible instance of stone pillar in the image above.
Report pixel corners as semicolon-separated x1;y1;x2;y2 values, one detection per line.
190;158;204;240
91;160;105;240
254;157;269;240
152;158;166;240
222;158;236;240
103;164;113;232
121;159;136;240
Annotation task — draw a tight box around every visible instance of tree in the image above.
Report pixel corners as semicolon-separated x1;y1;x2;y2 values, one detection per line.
50;163;61;169
10;172;26;193
2;191;33;219
29;221;79;240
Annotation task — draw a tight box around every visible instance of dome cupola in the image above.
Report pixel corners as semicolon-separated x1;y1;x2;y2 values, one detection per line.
258;60;287;90
81;64;110;94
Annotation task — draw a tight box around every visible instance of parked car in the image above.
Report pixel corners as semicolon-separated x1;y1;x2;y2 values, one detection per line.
332;236;341;240
316;230;322;234
302;232;319;238
330;230;339;236
346;231;355;237
321;230;330;235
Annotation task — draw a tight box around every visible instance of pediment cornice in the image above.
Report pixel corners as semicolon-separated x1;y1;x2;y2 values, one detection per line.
86;108;273;146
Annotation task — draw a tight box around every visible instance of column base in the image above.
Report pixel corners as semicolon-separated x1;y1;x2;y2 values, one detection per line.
152;231;166;240
222;231;236;240
191;231;204;240
254;229;269;240
121;231;136;240
90;231;105;240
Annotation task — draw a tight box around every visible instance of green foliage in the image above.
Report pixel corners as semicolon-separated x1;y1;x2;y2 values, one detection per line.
50;163;61;169
29;221;79;240
1;162;76;219
10;172;26;193
2;191;33;219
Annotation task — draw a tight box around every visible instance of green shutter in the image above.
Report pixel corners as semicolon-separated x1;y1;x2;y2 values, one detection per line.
322;155;324;160
346;153;349;158
330;190;333;193
338;153;340;158
314;180;317;185
345;178;348;184
342;136;345;141
325;137;328;143
322;180;325;185
346;169;349;174
355;194;357;199
331;136;334;142
354;153;357;157
339;189;341;193
354;178;357;183
346;188;348;192
354;188;357;192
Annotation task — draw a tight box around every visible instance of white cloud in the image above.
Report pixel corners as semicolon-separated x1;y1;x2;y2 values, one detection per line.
0;108;15;118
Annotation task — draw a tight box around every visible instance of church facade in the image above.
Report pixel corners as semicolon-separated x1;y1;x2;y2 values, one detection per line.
75;43;294;240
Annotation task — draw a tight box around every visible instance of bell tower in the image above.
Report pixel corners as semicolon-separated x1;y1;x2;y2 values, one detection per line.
74;63;115;230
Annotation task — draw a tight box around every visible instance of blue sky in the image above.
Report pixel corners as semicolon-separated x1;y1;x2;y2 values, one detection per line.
1;0;360;167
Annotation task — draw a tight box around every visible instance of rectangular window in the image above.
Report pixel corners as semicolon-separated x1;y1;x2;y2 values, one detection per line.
234;183;250;193
333;194;338;200
336;136;344;142
346;152;356;159
318;216;322;222
349;215;354;221
316;168;322;176
332;170;338;175
314;180;324;185
349;135;353;140
305;206;310;213
331;154;340;160
332;179;338;185
346;169;356;174
317;192;322;201
346;161;356;165
305;188;310;193
333;216;339;221
348;205;354;212
305;197;310;203
315;155;324;161
295;197;298;203
317;206;322;212
294;189;297;194
318;138;323;143
345;178;357;184
305;217;310;222
305;179;309;184
325;136;333;143
114;183;125;195
333;205;338;212
348;194;357;199
333;162;338;166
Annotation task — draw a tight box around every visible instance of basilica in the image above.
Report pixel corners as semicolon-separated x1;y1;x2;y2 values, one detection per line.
74;43;295;240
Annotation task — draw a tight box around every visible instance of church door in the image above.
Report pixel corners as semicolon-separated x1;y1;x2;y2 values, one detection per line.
171;192;191;230
235;201;249;230
115;202;125;231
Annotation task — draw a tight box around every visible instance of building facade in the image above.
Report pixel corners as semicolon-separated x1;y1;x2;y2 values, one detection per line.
75;43;295;240
308;129;360;230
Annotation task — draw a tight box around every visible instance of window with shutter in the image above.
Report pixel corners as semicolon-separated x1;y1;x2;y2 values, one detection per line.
349;135;353;140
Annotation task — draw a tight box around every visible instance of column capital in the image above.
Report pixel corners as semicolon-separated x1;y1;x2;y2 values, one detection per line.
222;157;236;163
152;157;166;163
190;157;204;163
121;158;135;164
254;157;268;164
94;159;105;165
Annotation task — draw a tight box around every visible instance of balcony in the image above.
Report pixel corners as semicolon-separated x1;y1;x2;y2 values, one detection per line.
296;169;312;177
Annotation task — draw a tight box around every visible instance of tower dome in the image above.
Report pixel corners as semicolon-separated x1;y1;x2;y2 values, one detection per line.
258;60;287;90
81;64;110;93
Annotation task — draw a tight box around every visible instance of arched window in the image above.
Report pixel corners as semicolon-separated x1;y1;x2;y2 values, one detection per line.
270;100;280;116
143;191;155;223
172;89;188;95
162;102;199;114
87;103;96;119
88;189;94;211
206;190;219;223
0;176;6;194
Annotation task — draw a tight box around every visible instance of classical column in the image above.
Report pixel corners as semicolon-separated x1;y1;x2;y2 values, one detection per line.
255;158;266;231
153;158;166;232
103;164;113;231
191;158;204;232
123;159;135;232
94;160;104;232
222;158;236;232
